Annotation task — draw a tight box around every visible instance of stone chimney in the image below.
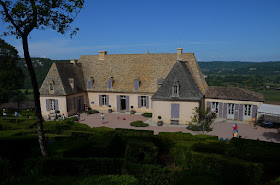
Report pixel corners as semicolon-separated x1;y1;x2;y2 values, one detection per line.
70;59;77;65
99;51;107;60
177;48;183;60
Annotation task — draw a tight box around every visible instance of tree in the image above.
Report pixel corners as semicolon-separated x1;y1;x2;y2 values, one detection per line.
187;107;217;133
0;0;84;157
12;91;28;110
0;38;24;104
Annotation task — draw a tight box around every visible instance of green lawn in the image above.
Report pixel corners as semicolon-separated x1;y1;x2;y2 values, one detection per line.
258;89;280;102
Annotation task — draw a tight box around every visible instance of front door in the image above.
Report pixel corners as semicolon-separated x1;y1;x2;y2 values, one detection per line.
228;103;235;119
121;96;126;110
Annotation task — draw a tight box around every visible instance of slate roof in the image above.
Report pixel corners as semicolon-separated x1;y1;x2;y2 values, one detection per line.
205;86;264;102
152;61;204;101
40;63;85;95
78;52;208;94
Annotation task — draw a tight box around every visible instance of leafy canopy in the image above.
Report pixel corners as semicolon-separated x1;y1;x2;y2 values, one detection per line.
0;0;84;38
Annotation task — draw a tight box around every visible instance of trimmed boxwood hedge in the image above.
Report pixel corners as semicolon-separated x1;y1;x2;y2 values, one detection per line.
25;157;124;176
125;139;158;164
130;121;149;127
175;142;263;185
141;113;152;117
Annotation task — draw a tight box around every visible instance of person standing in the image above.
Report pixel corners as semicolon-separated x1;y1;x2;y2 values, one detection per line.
101;113;104;124
77;112;80;123
85;105;89;116
62;114;65;121
233;123;238;137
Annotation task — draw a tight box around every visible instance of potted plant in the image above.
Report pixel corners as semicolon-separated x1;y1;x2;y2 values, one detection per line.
157;116;163;126
108;105;113;113
130;106;136;114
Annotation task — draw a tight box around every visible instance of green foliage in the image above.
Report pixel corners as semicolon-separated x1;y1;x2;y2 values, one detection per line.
125;140;158;164
88;109;99;114
25;157;124;176
141;112;152;117
0;157;11;181
266;177;280;185
115;128;154;137
0;38;24;104
130;120;149;127
187;107;217;133
123;162;176;185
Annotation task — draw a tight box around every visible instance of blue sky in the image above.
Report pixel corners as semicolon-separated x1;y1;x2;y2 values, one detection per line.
1;0;280;61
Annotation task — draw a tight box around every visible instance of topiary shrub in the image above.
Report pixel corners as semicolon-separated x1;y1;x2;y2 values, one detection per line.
125;139;158;164
141;113;152;117
0;157;11;181
130;121;149;127
88;110;99;114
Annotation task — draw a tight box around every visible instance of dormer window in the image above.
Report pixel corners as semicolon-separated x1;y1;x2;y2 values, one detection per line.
172;81;180;97
134;79;140;91
157;78;164;89
49;80;55;94
69;78;75;90
108;77;114;89
87;77;94;89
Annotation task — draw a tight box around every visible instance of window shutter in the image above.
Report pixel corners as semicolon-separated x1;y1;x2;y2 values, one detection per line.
138;96;141;108
87;80;92;89
234;104;239;120
46;99;49;111
223;103;227;118
108;80;112;89
76;97;79;110
146;96;149;108
81;96;84;111
73;97;76;110
134;80;139;90
99;95;102;106
239;104;243;121
126;96;129;112
218;103;223;118
117;95;120;112
252;105;257;119
55;99;59;111
171;104;180;118
206;102;211;108
106;95;109;107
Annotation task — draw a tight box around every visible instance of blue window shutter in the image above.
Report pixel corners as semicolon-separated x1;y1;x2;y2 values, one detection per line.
117;95;120;112
171;104;180;118
234;104;239;120
81;96;84;111
218;103;223;118
239;104;243;121
223;103;227;118
73;97;76;110
87;80;91;89
99;95;102;106
106;95;109;106
252;105;257;119
146;96;149;108
55;99;59;111
134;80;139;90
207;101;211;108
46;99;49;111
108;80;112;89
138;96;141;108
126;96;129;112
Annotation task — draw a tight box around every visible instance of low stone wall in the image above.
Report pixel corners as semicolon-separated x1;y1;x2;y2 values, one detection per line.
0;101;35;110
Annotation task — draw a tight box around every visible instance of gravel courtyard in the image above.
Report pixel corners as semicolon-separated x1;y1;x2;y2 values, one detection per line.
79;112;280;143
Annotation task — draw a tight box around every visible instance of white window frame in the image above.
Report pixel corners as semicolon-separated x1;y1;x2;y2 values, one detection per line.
50;99;56;111
141;96;146;107
244;105;252;116
212;102;219;114
102;95;107;106
173;85;178;95
228;103;234;115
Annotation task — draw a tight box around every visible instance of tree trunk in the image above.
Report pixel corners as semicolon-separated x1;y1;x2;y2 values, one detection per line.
22;36;48;157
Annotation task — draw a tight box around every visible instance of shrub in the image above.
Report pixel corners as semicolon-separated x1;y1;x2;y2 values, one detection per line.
141;113;152;117
123;162;177;185
25;157;124;176
192;134;218;141
0;157;11;181
267;177;280;185
125;139;158;164
115;128;154;137
130;121;149;127
88;110;99;114
79;175;138;185
192;140;228;155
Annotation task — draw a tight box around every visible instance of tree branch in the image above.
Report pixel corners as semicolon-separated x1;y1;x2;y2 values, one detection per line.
23;0;37;35
0;0;23;35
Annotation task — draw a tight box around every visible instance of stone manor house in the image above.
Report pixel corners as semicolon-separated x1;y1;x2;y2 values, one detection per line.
39;48;264;125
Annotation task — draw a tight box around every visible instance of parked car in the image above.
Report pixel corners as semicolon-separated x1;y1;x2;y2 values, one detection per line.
260;121;275;128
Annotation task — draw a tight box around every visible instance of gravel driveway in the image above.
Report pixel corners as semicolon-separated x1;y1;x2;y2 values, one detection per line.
80;113;280;143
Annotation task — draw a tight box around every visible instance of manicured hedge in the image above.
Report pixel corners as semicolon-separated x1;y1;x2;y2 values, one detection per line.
88;109;99;114
0;157;11;181
141;113;152;117
115;128;154;137
25;157;124;176
125;139;158;164
192;134;218;141
123;162;176;185
175;142;263;185
130;121;149;127
192;140;228;155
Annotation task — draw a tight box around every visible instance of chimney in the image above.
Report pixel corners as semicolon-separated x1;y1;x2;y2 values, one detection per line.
70;59;77;65
99;51;107;60
177;48;183;60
